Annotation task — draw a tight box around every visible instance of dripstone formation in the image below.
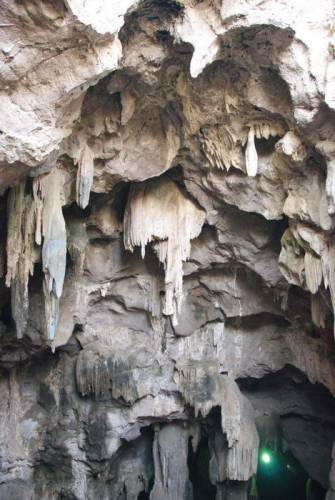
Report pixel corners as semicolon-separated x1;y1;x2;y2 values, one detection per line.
0;1;335;499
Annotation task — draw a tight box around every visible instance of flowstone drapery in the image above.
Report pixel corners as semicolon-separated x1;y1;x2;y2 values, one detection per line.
124;176;205;322
35;169;67;341
5;169;67;342
6;182;36;338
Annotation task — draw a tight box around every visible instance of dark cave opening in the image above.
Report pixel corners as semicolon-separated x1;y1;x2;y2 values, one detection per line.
239;367;335;499
188;436;216;500
137;491;150;500
255;448;326;500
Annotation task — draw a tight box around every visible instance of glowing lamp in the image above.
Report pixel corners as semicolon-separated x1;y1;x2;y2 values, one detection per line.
261;451;271;464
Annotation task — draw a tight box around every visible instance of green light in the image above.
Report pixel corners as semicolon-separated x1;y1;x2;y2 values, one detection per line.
261;451;271;464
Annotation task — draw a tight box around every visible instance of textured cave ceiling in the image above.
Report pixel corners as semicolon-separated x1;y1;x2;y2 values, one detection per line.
0;1;335;499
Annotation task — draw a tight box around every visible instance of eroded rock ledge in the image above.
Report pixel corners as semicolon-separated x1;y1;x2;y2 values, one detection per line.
0;1;335;499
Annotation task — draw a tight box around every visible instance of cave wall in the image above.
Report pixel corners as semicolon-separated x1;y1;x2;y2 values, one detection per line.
0;1;335;499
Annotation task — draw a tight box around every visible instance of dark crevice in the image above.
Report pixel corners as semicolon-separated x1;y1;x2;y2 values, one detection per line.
188;436;216;500
137;491;150;500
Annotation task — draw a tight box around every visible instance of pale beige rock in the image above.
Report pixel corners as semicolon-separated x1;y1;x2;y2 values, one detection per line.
305;251;323;295
1;0;335;497
6;182;37;338
245;127;258;177
75;144;94;209
34;169;67;341
124;176;205;321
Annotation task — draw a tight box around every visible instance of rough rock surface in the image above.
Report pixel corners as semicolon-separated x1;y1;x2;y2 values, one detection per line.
0;1;335;498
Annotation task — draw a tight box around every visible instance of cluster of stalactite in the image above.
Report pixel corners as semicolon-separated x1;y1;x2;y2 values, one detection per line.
123;176;206;323
199;119;285;176
175;366;259;482
76;341;138;403
279;222;335;333
5;164;208;340
6;169;66;341
5;143;94;343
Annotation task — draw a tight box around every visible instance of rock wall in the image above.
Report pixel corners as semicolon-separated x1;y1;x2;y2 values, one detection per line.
0;1;335;498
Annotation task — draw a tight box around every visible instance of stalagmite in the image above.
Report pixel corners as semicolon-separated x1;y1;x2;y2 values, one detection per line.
123;176;205;322
75;144;94;209
245;126;258;177
34;169;67;340
150;423;193;500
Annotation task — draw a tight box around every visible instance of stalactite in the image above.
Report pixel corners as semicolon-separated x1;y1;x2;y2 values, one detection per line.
245;126;258;177
76;347;111;400
311;293;328;329
75;143;94;209
304;251;322;294
221;377;259;481
123;177;205;322
176;364;220;418
279;227;306;289
67;219;88;277
326;159;335;215
76;343;139;403
175;361;259;483
6;182;37;338
224;90;239;113
34;169;67;341
221;376;242;447
6;182;25;289
252;121;284;140
321;245;335;336
279;224;335;333
199;124;238;171
245;121;285;177
285;329;335;393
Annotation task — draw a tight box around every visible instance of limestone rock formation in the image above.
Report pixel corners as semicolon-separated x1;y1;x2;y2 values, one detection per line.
123;176;205;320
0;1;335;499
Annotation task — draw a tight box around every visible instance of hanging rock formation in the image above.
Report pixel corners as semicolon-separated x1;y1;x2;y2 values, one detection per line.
0;1;335;499
150;423;194;500
75;144;95;209
124;176;205;321
35;169;67;341
5;168;67;342
5;182;36;338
